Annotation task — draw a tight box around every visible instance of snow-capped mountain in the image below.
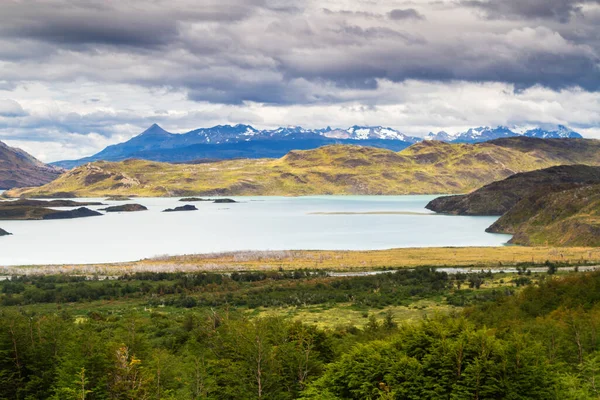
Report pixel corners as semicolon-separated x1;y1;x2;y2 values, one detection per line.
523;125;583;139
52;123;586;168
322;126;420;142
188;124;259;143
425;131;455;141
261;126;326;138
446;125;583;143
452;126;517;143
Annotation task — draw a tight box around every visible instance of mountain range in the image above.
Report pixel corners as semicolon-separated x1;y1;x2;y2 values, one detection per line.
9;136;600;198
0;140;62;189
52;123;584;168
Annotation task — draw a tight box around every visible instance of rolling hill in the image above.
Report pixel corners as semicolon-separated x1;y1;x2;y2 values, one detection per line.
487;184;600;246
426;165;600;215
425;163;600;246
0;140;62;189
7;137;600;198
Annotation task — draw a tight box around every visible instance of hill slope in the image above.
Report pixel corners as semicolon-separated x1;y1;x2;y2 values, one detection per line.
0;141;62;189
7;137;600;198
426;165;600;215
487;184;600;246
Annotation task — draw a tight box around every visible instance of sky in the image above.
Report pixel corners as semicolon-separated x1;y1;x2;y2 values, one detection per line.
0;0;599;162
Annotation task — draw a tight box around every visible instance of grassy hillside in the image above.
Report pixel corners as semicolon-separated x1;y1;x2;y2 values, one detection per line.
6;138;600;197
488;184;600;246
426;165;600;215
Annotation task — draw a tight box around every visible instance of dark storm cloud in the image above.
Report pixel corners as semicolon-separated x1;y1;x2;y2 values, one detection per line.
388;9;426;20
463;0;600;22
0;0;261;48
0;0;599;107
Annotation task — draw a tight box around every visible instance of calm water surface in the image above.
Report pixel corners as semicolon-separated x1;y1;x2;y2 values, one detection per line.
0;195;511;265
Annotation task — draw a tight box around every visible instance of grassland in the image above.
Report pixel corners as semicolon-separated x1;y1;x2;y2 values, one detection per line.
7;138;600;198
3;246;600;276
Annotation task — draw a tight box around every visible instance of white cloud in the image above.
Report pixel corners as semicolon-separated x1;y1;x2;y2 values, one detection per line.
0;0;598;161
0;99;26;117
0;80;599;162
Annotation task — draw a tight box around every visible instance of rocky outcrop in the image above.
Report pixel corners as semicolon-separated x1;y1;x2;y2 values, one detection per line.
0;228;11;236
41;207;102;220
213;198;237;203
179;197;212;202
1;199;104;207
163;205;198;212
101;204;148;212
0;205;102;220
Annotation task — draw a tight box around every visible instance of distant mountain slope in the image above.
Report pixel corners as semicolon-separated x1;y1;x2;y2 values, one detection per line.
427;125;582;143
487;184;600;246
8;137;600;198
52;123;585;168
0;141;62;189
53;124;421;168
426;165;600;215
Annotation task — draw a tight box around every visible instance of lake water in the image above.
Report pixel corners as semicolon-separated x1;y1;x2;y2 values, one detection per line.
0;195;511;265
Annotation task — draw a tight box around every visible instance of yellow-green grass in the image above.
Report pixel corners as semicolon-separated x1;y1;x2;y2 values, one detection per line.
4;246;600;276
9;139;600;198
249;301;459;329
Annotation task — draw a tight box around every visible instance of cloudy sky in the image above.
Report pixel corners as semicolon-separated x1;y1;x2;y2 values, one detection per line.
0;0;599;161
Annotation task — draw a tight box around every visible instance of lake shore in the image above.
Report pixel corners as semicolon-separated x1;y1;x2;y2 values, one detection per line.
3;246;600;276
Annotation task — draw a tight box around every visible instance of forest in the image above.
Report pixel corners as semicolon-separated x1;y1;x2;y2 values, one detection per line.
1;267;600;399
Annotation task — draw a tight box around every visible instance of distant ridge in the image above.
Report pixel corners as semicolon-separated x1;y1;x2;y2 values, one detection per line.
52;123;585;168
0;140;62;189
9;136;600;198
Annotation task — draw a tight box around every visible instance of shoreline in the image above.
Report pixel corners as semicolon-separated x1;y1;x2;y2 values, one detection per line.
2;246;600;276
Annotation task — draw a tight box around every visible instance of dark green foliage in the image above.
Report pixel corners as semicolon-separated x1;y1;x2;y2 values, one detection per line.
0;268;454;309
3;271;600;398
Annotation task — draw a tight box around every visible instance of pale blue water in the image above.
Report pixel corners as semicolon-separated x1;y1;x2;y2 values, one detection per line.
0;195;511;265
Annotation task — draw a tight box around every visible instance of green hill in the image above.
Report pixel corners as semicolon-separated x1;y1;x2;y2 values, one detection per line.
6;138;600;198
426;165;600;215
488;184;600;246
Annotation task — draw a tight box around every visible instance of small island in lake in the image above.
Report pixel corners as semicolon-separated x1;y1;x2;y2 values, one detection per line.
163;204;198;212
179;197;212;202
179;197;237;203
0;228;11;236
213;198;237;203
100;204;147;212
0;200;104;220
105;195;134;201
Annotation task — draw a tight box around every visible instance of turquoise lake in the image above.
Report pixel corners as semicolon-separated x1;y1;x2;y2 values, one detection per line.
0;195;512;265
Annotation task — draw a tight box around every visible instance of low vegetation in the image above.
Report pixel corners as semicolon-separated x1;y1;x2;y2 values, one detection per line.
2;266;600;399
